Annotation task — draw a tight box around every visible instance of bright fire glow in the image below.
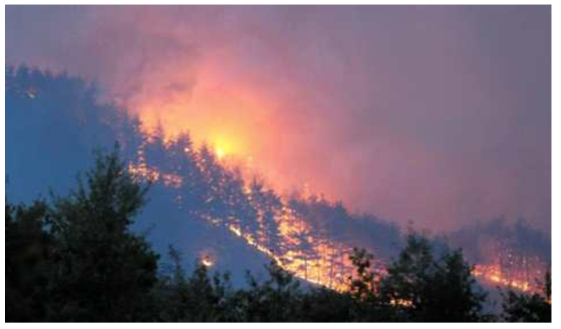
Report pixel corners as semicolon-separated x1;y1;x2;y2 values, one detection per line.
133;81;261;162
201;257;214;267
215;147;226;160
212;135;238;157
126;130;545;295
128;72;339;203
472;263;542;294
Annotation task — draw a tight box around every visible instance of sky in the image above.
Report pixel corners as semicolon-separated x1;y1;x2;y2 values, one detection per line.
6;5;551;232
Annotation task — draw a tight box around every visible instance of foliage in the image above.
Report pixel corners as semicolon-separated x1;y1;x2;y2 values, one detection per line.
5;199;53;321
6;147;159;321
501;272;551;322
5;151;544;322
378;234;489;322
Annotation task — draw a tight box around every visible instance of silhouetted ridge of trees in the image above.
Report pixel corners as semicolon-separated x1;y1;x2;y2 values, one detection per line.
6;64;143;201
6;65;405;283
5;149;551;322
7;65;548;281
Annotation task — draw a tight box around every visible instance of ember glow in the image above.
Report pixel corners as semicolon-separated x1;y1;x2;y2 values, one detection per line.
133;81;267;163
214;188;359;290
221;200;360;290
473;265;533;293
472;255;547;294
200;253;215;268
128;150;545;294
127;143;369;290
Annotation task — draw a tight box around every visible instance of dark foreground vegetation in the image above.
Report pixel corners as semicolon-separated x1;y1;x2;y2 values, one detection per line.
5;149;551;322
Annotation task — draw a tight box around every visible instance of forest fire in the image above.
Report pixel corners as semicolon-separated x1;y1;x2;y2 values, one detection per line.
473;265;532;292
128;162;183;188
5;4;551;321
132;88;261;164
472;263;545;294
226;221;357;291
126;134;365;290
125;138;548;295
124;133;549;295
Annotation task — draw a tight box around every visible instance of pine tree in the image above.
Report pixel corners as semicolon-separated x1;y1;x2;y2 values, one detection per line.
47;147;159;321
379;234;488;322
5;199;54;322
501;272;551;322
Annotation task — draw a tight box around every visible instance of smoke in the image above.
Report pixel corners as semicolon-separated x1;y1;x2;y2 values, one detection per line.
446;217;551;264
6;5;551;232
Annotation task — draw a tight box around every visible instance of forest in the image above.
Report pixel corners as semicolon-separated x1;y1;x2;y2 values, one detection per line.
5;148;551;322
5;65;552;322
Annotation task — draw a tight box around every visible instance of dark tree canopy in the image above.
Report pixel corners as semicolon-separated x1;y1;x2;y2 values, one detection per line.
378;234;489;322
501;272;551;322
5;149;551;322
6;148;159;322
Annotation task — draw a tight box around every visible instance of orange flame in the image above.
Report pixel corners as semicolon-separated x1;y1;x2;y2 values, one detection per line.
127;139;546;294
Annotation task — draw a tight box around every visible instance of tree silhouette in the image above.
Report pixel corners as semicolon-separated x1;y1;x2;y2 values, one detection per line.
379;234;489;322
249;177;282;252
501;272;551;322
5;199;54;321
46;147;159;321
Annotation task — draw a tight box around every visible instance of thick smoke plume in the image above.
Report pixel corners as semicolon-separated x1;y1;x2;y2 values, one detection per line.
6;5;551;233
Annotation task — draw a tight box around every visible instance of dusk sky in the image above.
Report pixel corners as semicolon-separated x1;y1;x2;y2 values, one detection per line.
6;5;551;232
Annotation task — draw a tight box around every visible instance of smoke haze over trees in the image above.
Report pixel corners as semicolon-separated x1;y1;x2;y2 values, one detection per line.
6;5;551;232
5;65;551;304
5;5;551;322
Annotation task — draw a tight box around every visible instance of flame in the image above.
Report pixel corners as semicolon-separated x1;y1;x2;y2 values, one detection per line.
128;72;340;204
223;202;367;291
201;256;214;267
215;147;226;160
471;246;547;295
212;134;240;158
128;162;183;188
390;299;413;307
126;139;547;295
472;264;540;293
133;80;263;162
